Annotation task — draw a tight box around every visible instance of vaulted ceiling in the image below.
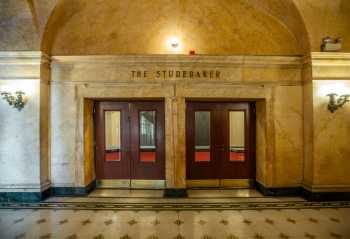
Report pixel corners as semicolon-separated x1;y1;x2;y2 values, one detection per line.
0;0;349;55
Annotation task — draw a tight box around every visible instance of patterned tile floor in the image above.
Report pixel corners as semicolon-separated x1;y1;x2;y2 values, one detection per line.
1;207;350;239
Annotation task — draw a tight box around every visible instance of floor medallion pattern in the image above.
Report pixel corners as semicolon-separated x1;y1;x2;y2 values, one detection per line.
1;206;349;238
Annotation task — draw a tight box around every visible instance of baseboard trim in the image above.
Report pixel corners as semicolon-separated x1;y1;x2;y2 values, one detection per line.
164;188;188;198
86;180;97;194
2;180;350;202
256;182;350;201
301;187;350;201
255;182;301;196
0;180;96;202
51;180;96;197
0;187;51;203
302;183;350;192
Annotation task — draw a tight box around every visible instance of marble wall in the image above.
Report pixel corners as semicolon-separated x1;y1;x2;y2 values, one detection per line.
1;52;349;195
303;53;350;192
50;55;304;189
273;86;304;187
312;80;350;188
0;52;49;193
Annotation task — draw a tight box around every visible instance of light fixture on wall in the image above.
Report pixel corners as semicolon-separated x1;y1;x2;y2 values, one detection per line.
170;37;180;48
166;36;183;53
326;93;350;113
321;36;343;52
0;91;27;111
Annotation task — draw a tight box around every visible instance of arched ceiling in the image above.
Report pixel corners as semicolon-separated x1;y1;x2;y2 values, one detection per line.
41;0;308;55
294;0;350;52
0;0;39;50
1;0;349;54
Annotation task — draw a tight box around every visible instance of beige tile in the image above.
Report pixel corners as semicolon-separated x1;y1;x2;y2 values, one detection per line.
1;207;350;239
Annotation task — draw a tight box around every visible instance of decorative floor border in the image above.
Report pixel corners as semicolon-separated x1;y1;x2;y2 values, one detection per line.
0;201;350;211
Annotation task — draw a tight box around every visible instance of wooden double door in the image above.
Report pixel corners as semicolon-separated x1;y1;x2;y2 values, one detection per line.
186;102;255;186
95;101;165;186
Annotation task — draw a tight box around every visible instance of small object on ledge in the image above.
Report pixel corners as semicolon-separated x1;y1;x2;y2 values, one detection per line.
327;93;350;113
0;91;27;111
189;50;196;55
321;37;343;52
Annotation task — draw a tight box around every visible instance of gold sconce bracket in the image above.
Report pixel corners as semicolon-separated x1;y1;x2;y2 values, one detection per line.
327;93;350;113
0;91;27;111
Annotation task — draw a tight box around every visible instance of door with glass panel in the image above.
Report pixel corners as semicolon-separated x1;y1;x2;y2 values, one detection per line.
186;102;254;187
95;101;165;188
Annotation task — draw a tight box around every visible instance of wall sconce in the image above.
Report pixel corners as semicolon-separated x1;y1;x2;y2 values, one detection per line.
0;91;27;111
321;36;343;52
327;93;350;113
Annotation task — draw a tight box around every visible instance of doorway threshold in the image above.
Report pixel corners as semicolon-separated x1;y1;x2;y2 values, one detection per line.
82;189;305;202
89;188;264;199
89;189;164;198
43;189;306;205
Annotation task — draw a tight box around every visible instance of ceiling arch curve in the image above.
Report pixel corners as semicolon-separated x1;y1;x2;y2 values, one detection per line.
41;0;310;55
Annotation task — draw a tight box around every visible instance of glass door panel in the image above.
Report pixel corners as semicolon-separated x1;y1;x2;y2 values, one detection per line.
195;111;211;162
229;111;245;162
105;111;121;162
139;111;156;162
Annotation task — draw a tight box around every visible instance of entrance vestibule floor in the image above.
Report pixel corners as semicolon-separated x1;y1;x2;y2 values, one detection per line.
89;189;263;199
43;189;306;204
2;190;350;238
1;203;349;239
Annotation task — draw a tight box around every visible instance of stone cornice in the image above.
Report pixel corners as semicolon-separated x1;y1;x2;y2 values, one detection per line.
311;52;350;80
0;51;44;80
311;52;350;66
51;55;304;68
0;51;48;65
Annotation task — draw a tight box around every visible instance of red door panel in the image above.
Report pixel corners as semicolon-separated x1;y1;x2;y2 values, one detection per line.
95;102;130;179
220;103;253;179
130;102;165;179
186;103;217;179
95;101;165;181
186;102;255;180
